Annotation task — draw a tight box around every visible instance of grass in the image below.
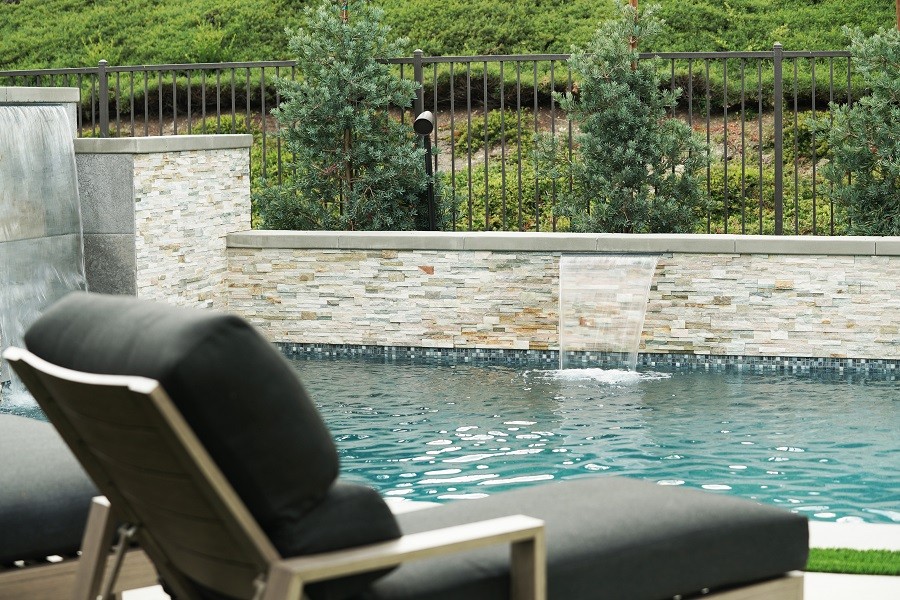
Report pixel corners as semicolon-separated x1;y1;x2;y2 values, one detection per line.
807;548;900;576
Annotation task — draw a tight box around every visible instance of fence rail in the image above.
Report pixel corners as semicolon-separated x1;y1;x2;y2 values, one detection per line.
0;44;855;235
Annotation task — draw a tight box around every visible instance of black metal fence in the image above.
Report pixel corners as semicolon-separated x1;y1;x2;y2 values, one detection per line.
0;44;854;235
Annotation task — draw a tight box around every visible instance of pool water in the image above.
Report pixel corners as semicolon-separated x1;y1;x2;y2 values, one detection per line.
290;358;900;524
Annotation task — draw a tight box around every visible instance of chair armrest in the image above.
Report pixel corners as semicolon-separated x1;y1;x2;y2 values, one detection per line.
262;514;546;600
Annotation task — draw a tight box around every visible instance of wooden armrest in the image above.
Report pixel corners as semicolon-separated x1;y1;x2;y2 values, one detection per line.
262;514;546;600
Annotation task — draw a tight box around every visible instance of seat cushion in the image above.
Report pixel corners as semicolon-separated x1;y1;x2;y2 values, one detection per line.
25;293;347;541
0;414;98;563
362;477;808;600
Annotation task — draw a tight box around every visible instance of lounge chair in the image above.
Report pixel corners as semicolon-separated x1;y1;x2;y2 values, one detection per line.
4;292;809;600
0;413;157;599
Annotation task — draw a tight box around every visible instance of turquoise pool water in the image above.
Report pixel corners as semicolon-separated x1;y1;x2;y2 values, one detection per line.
290;358;900;524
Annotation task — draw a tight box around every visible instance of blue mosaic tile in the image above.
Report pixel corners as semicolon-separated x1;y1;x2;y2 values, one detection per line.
276;343;900;375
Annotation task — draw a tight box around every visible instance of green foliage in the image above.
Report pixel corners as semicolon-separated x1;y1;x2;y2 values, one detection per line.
381;1;616;56
253;0;435;231
382;0;892;56
185;113;254;135
705;161;847;234
1;1;893;70
453;109;535;156
0;0;303;69
549;2;710;233
818;27;900;236
449;151;570;231
655;0;892;53
782;110;831;164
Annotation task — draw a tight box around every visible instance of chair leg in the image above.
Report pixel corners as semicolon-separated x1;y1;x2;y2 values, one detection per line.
72;496;118;600
510;532;547;600
260;565;305;600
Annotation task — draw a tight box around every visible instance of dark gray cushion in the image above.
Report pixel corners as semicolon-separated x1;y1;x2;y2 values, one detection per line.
0;413;98;563
361;477;808;600
24;292;401;599
25;292;341;535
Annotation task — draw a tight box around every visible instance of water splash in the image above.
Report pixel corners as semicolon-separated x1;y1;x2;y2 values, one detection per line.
546;368;671;384
0;104;86;402
558;254;659;370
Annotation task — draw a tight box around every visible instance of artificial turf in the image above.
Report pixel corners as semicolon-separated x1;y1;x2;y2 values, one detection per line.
807;548;900;576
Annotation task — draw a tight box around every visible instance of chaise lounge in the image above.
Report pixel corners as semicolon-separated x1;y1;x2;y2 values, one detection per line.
0;414;158;599
4;292;809;600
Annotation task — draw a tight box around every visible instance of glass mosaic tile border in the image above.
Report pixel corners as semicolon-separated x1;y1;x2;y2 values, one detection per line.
276;343;900;375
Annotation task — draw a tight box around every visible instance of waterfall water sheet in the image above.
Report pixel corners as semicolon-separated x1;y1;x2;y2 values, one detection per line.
0;104;86;398
559;254;658;370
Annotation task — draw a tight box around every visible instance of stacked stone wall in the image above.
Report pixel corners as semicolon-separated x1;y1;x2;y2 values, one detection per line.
225;237;900;361
134;148;249;309
227;249;559;350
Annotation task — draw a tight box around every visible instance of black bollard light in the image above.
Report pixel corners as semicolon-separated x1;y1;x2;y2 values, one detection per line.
414;111;437;231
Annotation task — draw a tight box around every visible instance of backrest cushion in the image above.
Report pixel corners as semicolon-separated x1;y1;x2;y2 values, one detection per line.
23;292;340;534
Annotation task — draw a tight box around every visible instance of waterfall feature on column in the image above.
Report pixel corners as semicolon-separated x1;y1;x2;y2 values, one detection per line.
0;103;86;405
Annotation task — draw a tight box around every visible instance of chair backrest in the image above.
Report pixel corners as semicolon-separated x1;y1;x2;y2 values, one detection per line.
21;292;341;531
5;346;278;600
14;292;402;598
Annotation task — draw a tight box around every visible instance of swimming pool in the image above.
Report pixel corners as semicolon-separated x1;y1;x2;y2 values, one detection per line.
290;357;900;524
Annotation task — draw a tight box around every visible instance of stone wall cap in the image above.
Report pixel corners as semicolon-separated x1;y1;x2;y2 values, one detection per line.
74;134;253;154
227;231;900;256
0;86;80;104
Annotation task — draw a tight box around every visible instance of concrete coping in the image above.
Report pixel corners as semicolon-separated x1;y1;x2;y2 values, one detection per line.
227;230;900;256
74;134;253;154
0;86;80;104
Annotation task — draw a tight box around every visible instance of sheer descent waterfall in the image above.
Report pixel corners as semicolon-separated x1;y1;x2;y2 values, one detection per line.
0;103;86;400
558;255;659;370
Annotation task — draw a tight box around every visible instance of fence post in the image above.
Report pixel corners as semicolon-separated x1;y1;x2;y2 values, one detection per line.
413;49;425;116
772;43;784;235
98;60;109;138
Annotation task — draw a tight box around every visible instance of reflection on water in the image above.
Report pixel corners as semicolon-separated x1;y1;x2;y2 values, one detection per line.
292;357;900;524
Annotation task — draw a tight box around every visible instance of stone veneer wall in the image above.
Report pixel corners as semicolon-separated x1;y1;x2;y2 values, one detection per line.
75;135;252;308
226;232;900;362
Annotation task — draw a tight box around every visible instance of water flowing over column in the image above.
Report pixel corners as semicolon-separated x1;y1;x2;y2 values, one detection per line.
558;255;658;370
0;104;87;401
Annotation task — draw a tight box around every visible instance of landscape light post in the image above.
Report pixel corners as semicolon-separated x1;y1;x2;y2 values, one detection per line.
414;111;437;230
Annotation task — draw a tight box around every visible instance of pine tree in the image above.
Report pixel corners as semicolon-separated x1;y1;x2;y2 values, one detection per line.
254;0;432;230
820;27;900;236
549;1;709;233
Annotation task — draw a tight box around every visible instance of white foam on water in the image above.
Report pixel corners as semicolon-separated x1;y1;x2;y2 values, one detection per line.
539;368;671;384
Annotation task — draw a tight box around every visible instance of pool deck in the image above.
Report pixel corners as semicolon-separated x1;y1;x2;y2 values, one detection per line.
805;522;900;599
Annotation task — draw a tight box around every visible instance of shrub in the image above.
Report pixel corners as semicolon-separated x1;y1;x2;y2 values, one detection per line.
550;1;710;233
705;161;847;235
452;109;535;156
782;110;831;165
253;0;437;231
449;155;572;232
185;113;254;135
818;27;900;236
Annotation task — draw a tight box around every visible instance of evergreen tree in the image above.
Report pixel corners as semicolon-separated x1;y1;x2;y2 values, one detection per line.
549;1;709;233
820;27;900;236
254;0;432;230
